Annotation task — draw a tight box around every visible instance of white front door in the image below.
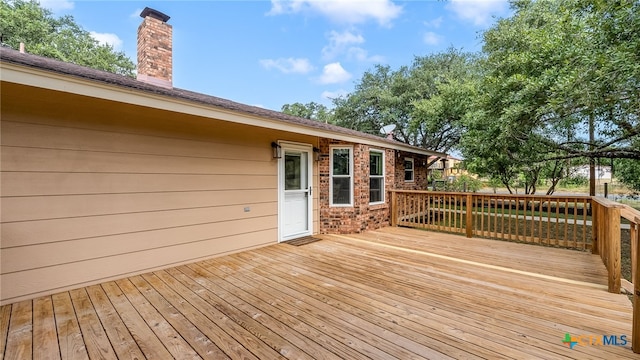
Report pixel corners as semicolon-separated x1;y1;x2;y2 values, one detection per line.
280;144;313;241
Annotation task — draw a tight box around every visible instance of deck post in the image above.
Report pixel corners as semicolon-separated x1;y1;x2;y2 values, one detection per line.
391;191;397;227
591;199;598;254
632;221;637;286
633;217;640;353
465;193;473;238
607;206;621;293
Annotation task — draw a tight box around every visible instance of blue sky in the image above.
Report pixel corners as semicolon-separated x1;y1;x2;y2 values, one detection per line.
40;0;511;111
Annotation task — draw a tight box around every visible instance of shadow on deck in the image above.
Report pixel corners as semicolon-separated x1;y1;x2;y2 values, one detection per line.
1;227;636;359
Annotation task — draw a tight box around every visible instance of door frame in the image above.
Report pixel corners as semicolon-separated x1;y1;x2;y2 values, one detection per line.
277;141;314;242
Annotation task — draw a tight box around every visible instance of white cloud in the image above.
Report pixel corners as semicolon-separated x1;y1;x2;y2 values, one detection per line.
321;89;349;101
318;62;351;84
322;30;364;60
268;0;402;26
321;30;384;63
260;58;314;74
38;0;74;12
423;31;443;46
424;16;443;28
90;32;123;50
447;0;509;26
346;47;385;63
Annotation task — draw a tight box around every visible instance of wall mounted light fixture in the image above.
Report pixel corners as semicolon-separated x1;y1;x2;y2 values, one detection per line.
313;147;321;161
271;142;282;159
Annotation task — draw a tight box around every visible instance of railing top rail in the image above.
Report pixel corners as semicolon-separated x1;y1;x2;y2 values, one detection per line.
591;196;626;208
389;189;591;200
620;205;640;223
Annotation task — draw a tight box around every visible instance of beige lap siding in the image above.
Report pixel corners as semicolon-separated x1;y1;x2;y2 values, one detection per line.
0;83;318;304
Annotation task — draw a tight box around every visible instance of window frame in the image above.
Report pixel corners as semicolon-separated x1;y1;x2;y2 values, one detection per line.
404;157;414;182
329;146;354;207
369;150;385;205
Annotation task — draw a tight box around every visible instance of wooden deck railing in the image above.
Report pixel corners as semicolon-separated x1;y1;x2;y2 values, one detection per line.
391;190;591;249
390;189;640;353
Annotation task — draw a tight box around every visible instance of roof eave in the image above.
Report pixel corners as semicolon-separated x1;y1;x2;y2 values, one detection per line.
0;58;445;158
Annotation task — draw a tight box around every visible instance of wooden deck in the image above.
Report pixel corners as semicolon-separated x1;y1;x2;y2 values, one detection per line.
2;227;637;359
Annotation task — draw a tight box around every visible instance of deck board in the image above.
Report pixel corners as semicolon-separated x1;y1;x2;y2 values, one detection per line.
2;228;637;359
32;297;60;360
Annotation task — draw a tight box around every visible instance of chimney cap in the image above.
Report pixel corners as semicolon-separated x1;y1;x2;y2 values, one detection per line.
140;7;170;22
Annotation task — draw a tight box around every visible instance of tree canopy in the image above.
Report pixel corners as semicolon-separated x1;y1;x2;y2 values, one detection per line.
0;0;135;76
330;49;479;154
281;102;333;123
460;0;639;193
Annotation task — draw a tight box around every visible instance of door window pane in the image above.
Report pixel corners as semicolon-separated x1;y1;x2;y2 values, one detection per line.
285;152;307;190
285;153;301;190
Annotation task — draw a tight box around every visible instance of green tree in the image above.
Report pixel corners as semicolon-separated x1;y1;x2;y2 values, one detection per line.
0;0;135;76
614;139;640;192
615;159;640;192
462;0;639;194
281;102;333;123
331;48;480;153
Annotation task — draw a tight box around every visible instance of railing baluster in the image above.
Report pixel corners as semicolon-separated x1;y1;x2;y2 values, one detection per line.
634;216;640;353
538;198;543;245
487;196;491;238
500;197;505;240
480;195;485;238
575;198;579;249
491;196;496;239
514;197;518;242
523;197;528;243
530;198;535;243
546;199;551;245
508;197;513;241
453;194;457;232
563;198;569;248
582;198;587;250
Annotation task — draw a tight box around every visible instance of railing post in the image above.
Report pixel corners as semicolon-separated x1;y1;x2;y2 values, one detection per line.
391;191;398;227
465;193;473;238
591;199;598;254
632;222;637;286
607;206;621;293
633;217;640;353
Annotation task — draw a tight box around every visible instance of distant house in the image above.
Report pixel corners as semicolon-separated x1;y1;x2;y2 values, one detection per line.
428;155;465;178
0;8;445;304
571;165;613;182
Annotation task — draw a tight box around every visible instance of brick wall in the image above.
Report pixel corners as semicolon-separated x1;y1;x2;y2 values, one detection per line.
394;151;430;190
318;138;395;234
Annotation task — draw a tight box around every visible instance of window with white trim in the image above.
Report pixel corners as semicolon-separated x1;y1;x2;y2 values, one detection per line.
369;150;384;204
404;158;414;182
330;146;353;206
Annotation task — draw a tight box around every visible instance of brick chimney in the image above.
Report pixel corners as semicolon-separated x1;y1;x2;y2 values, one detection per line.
137;7;172;88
